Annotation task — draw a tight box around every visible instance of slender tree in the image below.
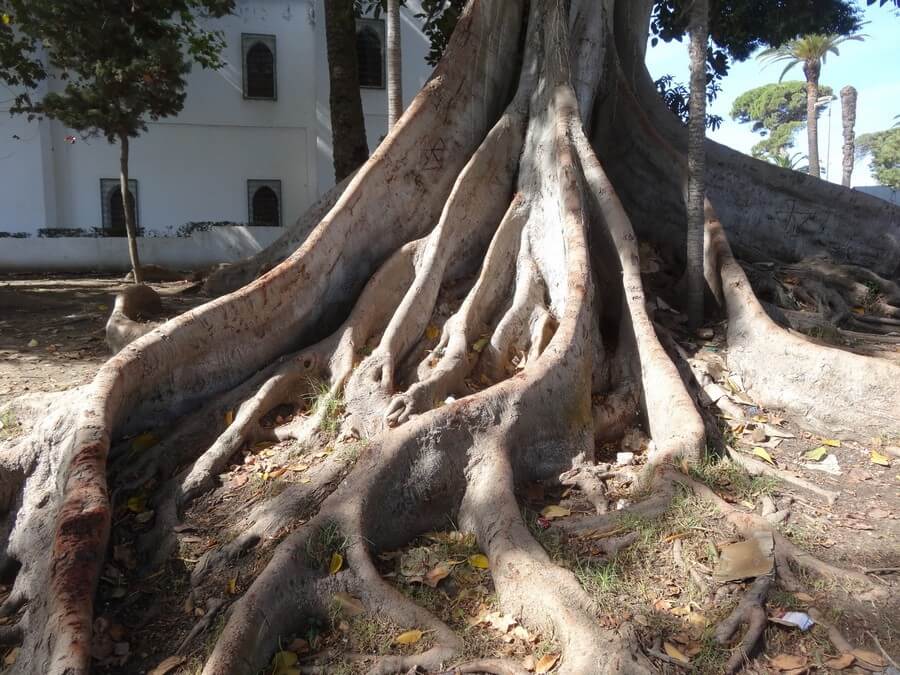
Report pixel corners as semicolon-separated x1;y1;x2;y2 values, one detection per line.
0;0;232;283
686;0;708;329
325;0;370;181
758;32;865;177
386;0;403;127
840;85;857;186
857;127;900;189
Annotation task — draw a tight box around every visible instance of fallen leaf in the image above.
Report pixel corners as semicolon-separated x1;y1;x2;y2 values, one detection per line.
535;653;560;673
224;410;234;426
131;432;158;453
148;655;186;675
804;446;828;461
3;647;19;666
27;338;38;348
394;629;423;645
823;653;855;670
770;653;806;670
851;649;886;669
332;592;365;616
126;495;146;513
822;438;841;447
329;552;343;575
540;505;571;520
272;650;299;675
664;642;690;664
472;336;489;353
425;324;440;340
423;563;451;588
468;553;490;569
870;450;892;467
226;577;237;595
752;447;776;465
794;592;814;603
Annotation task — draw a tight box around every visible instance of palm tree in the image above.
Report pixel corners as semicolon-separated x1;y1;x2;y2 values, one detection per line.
758;32;865;178
386;0;403;128
769;151;807;171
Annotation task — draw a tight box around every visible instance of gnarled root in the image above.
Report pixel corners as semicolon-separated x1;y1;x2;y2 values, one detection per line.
714;575;771;674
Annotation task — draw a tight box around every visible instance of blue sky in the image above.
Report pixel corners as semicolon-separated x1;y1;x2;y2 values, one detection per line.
644;2;899;186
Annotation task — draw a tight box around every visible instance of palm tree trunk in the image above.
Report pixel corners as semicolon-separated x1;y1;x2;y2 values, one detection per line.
840;85;857;187
686;0;708;330
387;0;403;128
118;133;143;284
804;63;821;177
324;0;369;182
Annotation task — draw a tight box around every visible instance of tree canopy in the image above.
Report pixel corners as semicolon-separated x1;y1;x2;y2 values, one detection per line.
0;0;233;141
857;127;900;189
731;81;832;161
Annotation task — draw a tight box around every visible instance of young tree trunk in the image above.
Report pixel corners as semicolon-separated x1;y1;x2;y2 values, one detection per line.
324;0;369;181
386;0;403;128
118;133;143;284
803;62;822;177
686;0;708;329
2;2;899;674
840;85;857;187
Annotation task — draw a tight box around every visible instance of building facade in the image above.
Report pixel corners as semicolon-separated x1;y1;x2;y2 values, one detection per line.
0;0;433;242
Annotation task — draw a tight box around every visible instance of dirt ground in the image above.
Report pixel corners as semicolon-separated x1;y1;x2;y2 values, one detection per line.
1;276;898;674
0;274;208;406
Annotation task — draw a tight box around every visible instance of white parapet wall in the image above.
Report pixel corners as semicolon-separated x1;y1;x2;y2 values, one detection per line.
0;226;283;273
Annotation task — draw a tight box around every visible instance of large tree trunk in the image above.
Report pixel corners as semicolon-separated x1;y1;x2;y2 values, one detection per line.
840;84;857;187
386;0;403;128
803;61;822;177
685;0;708;329
324;0;369;182
118;133;143;284
2;1;899;674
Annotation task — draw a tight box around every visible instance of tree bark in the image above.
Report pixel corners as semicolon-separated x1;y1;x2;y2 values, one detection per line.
840;85;857;187
686;0;708;329
387;0;403;128
804;61;821;177
324;0;369;182
1;2;899;674
118;133;143;284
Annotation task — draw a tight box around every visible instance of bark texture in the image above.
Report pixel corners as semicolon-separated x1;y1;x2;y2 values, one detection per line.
325;0;370;182
686;0;708;329
1;1;899;674
840;84;857;187
803;61;821;177
387;0;403;128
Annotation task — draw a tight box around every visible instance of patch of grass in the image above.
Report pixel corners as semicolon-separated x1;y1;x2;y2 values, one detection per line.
863;281;882;312
523;510;567;562
573;557;620;608
304;378;346;437
690;635;730;674
689;450;777;500
306;521;348;568
0;409;20;439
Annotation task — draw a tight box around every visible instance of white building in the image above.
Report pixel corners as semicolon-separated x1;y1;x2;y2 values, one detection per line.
0;0;433;271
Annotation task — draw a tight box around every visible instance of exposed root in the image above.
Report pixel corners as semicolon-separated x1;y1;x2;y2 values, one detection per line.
724;446;839;506
439;659;531;675
714;575;772;674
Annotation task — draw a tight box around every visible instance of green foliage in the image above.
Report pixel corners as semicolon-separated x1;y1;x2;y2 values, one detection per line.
651;0;863;75
857;127;900;189
0;0;232;142
731;81;832;160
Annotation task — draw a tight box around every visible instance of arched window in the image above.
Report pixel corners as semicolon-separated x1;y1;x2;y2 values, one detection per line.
101;178;138;236
248;180;282;227
242;34;276;99
356;19;385;89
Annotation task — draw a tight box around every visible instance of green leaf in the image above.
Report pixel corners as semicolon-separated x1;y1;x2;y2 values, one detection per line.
804;446;828;461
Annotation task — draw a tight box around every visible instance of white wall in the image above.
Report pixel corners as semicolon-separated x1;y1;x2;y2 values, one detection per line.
0;0;435;257
0;227;283;272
